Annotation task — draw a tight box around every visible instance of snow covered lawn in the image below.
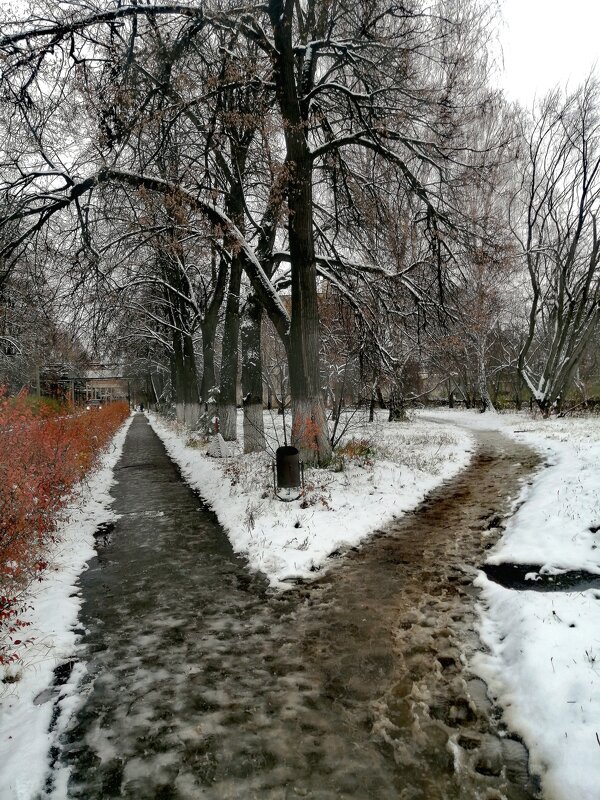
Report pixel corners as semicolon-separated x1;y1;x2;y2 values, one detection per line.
148;409;473;587
420;408;600;800
0;415;133;800
5;406;596;800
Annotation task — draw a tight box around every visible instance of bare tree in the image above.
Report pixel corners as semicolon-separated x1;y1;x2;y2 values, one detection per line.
1;0;503;462
514;78;600;416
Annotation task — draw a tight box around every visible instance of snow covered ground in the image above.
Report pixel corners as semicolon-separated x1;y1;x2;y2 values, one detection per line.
420;408;600;800
147;409;473;588
0;415;133;800
4;406;598;800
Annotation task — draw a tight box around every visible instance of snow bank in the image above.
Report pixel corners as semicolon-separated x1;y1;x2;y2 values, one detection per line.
474;576;600;800
147;409;473;588
0;415;133;800
420;408;600;574
420;408;600;800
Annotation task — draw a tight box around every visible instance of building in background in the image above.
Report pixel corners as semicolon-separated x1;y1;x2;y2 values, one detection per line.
80;364;129;404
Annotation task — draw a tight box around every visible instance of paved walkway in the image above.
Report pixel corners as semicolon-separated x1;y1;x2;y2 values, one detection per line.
54;415;400;799
50;414;539;799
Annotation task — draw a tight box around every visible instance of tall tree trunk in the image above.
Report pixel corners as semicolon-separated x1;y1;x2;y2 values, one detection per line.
477;342;496;413
270;2;331;466
218;253;242;441
286;154;331;464
199;252;228;431
172;327;200;427
218;136;250;442
164;261;200;427
200;321;217;408
369;378;376;422
241;294;265;453
388;385;408;421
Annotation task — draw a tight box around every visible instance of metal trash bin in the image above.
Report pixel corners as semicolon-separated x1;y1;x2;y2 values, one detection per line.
276;446;301;489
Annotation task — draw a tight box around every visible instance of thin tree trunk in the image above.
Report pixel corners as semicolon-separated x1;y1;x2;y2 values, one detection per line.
218;253;242;441
218;136;250;442
200;323;216;406
241;295;265;453
477;344;496;413
199;253;228;425
156;236;202;427
173;327;200;427
388;386;408;421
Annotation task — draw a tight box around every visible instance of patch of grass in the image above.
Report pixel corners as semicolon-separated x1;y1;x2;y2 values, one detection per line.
329;453;345;472
336;438;374;468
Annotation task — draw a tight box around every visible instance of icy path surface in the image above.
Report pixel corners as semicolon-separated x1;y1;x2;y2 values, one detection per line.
47;415;540;799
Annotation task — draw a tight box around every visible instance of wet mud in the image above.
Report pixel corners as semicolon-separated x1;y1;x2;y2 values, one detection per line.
298;430;542;800
47;414;542;799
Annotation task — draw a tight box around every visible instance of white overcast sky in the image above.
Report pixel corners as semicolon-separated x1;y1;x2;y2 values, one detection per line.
498;0;600;106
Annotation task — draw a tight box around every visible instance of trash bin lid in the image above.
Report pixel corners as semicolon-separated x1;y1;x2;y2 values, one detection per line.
276;445;299;457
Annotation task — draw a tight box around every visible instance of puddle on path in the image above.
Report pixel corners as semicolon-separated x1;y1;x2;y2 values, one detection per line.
46;415;542;799
482;563;600;592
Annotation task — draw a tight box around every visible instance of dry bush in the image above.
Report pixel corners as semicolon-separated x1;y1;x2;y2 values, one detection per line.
336;438;374;467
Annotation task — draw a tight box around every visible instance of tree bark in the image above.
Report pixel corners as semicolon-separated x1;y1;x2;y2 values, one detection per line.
199;252;228;424
172;327;200;427
369;380;376;422
199;321;217;406
477;343;496;413
388;386;408;421
162;253;201;428
269;1;331;465
241;294;265;453
218;133;251;441
218;252;242;441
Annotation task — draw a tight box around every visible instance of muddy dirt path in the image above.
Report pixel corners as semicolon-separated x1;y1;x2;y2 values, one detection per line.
47;415;541;799
297;427;541;799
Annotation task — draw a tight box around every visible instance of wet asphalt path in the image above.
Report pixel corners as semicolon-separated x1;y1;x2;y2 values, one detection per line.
49;414;541;800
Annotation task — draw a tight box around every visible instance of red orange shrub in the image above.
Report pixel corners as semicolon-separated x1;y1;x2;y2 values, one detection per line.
291;414;321;454
0;393;129;664
337;438;374;461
